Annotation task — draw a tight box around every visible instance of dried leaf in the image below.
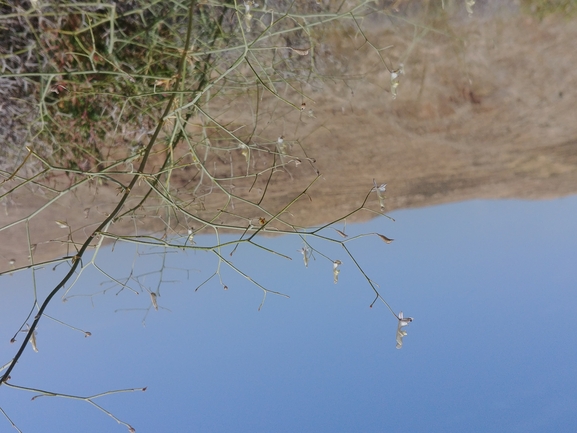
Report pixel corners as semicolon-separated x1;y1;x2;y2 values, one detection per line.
153;77;175;92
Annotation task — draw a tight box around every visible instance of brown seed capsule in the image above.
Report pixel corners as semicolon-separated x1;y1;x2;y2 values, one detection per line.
377;234;394;244
334;229;348;238
290;47;310;56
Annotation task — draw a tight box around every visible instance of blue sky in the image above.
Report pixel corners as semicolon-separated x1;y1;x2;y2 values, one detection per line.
1;196;577;433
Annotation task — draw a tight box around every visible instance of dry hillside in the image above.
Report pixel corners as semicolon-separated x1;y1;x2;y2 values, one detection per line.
1;5;576;273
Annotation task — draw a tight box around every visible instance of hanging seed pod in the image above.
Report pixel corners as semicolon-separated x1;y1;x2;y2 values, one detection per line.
377;234;394;244
150;292;159;311
290;47;310;56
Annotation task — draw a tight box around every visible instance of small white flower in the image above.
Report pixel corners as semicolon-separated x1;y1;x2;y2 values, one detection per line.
372;179;386;192
390;63;404;100
30;330;39;352
277;136;288;157
299;246;311;268
465;0;475;16
243;1;258;30
398;311;413;327
372;179;387;211
395;311;413;349
186;228;195;244
22;326;39;352
396;329;408;349
332;260;342;284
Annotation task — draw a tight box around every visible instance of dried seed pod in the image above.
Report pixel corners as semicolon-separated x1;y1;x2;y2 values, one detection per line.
333;228;348;238
240;143;250;164
290;47;310;56
28;327;39;353
377;234;394;244
150;292;158;311
55;220;69;229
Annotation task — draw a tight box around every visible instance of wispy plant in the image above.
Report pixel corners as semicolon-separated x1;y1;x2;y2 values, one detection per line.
0;0;422;430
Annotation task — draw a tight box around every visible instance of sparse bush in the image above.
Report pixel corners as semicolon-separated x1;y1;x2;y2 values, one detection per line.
0;1;418;430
